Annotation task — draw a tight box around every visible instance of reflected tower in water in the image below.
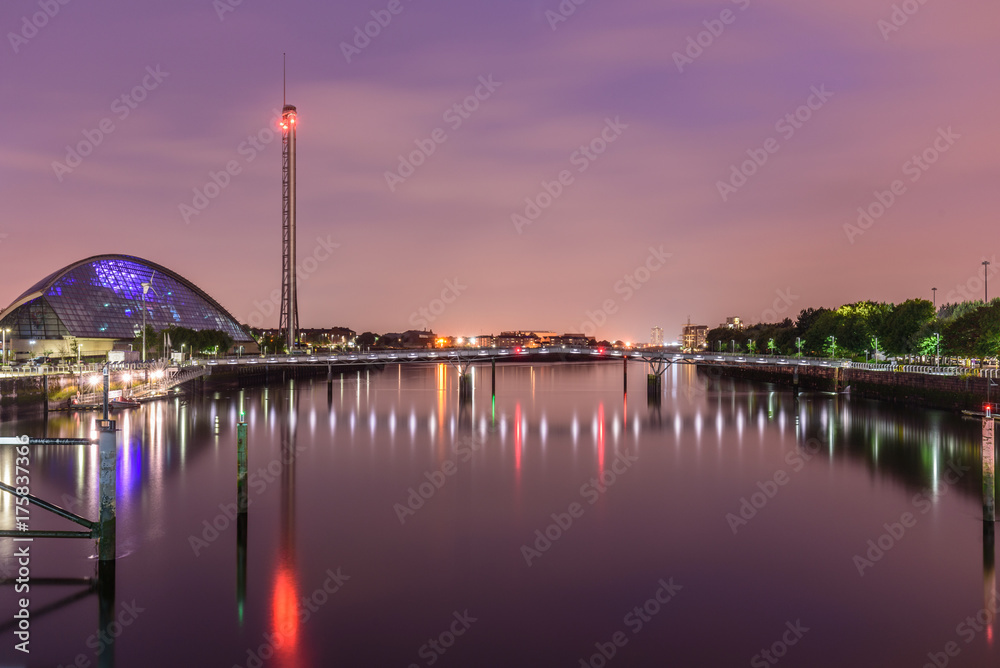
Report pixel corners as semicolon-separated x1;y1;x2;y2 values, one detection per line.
270;382;303;667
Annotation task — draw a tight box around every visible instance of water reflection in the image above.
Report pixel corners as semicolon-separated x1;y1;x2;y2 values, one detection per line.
271;381;302;667
2;361;999;666
987;523;997;646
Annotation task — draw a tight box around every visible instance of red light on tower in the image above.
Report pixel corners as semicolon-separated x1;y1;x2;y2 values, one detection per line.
986;404;993;418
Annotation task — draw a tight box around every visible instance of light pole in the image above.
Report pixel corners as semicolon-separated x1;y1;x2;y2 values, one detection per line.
872;337;879;362
932;287;937;311
936;332;941;363
984;261;991;303
796;337;802;357
731;339;735;354
1;327;7;365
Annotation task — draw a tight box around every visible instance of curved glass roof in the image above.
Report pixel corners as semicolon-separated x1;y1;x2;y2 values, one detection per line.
0;255;252;342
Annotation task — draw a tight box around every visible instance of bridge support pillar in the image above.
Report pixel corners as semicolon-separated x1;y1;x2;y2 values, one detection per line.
98;418;117;562
647;374;661;399
644;356;669;403
984;414;996;523
459;373;472;401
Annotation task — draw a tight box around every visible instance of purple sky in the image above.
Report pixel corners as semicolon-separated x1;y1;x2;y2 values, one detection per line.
2;0;998;343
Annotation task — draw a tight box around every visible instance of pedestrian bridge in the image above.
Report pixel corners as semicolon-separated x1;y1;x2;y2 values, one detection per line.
188;347;1000;378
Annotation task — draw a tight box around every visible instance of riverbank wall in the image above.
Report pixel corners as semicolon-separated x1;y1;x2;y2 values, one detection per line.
701;363;994;413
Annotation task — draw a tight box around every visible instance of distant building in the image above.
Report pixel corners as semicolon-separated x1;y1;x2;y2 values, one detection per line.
552;333;593;347
496;331;534;348
401;330;435;349
650;326;664;347
528;331;558;346
681;322;708;351
473;334;495;347
725;317;743;330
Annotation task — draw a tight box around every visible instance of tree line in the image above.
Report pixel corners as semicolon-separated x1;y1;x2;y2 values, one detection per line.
705;299;1000;359
134;325;234;358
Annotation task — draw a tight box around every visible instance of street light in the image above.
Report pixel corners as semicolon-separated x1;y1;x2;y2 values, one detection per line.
796;337;803;357
984;261;991;303
1;327;8;365
139;273;159;364
932;287;937;311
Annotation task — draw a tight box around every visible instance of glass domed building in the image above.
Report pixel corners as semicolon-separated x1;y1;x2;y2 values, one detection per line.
0;255;254;360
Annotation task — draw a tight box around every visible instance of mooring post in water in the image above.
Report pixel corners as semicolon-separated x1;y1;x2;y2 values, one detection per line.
327;363;333;400
236;414;248;624
237;416;248;514
491;359;496;398
623;356;628;395
98;418;117;561
984;406;996;523
793;366;799;394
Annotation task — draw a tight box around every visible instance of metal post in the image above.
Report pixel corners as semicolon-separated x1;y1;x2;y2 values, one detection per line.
237;419;248;514
98;419;116;561
984;260;991;303
491;358;496;397
43;374;49;416
984;412;996;523
623;356;628;395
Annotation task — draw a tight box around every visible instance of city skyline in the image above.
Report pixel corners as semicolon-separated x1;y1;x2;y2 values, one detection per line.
2;0;997;342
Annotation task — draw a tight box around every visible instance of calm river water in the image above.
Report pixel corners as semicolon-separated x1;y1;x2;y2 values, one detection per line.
1;361;997;667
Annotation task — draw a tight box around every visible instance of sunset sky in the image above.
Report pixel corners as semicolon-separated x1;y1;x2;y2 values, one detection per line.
2;0;997;342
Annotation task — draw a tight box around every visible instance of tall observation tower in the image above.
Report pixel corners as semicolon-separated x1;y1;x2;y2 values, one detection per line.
278;64;298;350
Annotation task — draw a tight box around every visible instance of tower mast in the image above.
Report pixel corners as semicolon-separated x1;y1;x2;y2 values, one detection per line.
278;54;298;350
